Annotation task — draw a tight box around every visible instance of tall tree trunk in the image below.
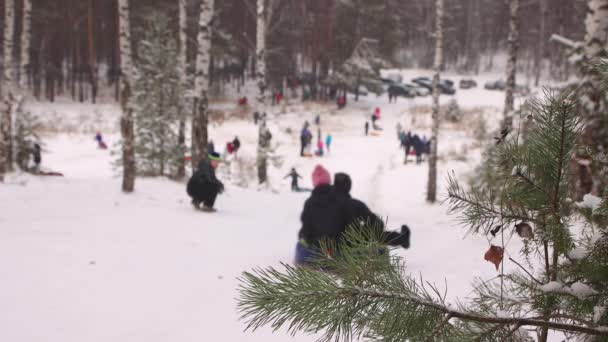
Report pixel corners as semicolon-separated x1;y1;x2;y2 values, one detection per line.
118;0;136;192
256;0;270;185
1;0;16;179
87;0;98;103
191;0;214;170
176;0;188;178
575;0;608;198
426;0;443;204
503;0;520;124
21;0;32;90
534;0;547;86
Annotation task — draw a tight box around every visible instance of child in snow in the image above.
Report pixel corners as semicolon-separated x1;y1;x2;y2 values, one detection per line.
315;139;324;157
285;167;303;191
325;133;332;154
232;136;241;157
95;132;108;149
186;152;225;212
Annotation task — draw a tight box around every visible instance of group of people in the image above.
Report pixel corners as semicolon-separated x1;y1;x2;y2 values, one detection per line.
300;119;332;157
295;165;411;265
398;127;430;164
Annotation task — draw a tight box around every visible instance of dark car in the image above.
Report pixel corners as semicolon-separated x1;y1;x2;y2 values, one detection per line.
412;78;456;95
484;80;506;90
388;84;416;98
459;79;477;89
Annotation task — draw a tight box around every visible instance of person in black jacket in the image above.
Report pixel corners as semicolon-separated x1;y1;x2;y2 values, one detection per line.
285;168;303;191
334;172;410;249
297;165;348;245
32;143;42;172
411;134;423;164
187;152;225;212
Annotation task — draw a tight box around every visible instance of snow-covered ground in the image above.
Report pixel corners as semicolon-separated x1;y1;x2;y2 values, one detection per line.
1;75;561;341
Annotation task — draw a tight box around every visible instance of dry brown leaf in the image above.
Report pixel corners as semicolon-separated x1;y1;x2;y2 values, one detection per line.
484;245;504;271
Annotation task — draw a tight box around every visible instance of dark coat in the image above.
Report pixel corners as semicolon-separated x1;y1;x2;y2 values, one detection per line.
298;184;350;245
187;160;224;201
334;173;408;247
232;137;241;151
411;135;423;155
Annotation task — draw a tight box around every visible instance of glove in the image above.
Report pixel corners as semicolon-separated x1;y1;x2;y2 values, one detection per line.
217;182;225;194
400;225;411;249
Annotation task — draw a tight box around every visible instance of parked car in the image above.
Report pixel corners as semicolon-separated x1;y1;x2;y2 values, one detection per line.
484;80;506;90
412;77;456;95
388;84;416;98
403;82;430;96
459;79;477;89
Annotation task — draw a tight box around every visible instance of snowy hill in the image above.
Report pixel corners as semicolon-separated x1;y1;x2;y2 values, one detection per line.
2;83;568;341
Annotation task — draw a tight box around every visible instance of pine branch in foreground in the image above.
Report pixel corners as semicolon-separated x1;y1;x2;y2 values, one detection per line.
238;88;608;341
238;227;608;341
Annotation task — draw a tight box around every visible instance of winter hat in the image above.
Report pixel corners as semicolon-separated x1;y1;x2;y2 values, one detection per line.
208;151;222;161
311;165;331;187
334;173;352;195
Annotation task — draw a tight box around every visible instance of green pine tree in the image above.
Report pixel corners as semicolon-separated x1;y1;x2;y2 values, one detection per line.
238;88;608;340
14;101;41;171
133;13;183;177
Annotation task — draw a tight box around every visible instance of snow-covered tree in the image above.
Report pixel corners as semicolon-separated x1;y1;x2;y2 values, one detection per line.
549;0;608;199
176;0;189;179
118;0;136;192
577;0;608;197
0;0;16;181
323;38;389;100
133;14;181;178
238;89;608;342
427;0;443;204
20;0;32;89
14;103;40;171
503;0;520;123
191;0;214;170
256;0;269;185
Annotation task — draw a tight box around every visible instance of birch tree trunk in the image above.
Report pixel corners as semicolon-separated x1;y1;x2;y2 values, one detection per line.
118;0;136;192
21;0;32;90
0;0;16;180
503;0;519;124
575;0;608;198
426;0;443;204
87;0;98;103
176;0;188;178
191;0;214;170
256;0;270;185
534;0;547;87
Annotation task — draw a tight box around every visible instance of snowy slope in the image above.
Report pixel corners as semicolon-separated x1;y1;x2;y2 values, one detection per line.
1;78;562;341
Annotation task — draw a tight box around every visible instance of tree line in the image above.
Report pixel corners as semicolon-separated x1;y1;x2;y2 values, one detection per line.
0;0;589;103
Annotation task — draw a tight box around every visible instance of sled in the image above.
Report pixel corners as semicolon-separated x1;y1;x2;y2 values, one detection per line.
370;131;382;136
302;153;313;158
35;171;64;177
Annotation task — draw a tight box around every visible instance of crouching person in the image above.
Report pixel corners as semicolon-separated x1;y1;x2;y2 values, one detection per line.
187;152;224;212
